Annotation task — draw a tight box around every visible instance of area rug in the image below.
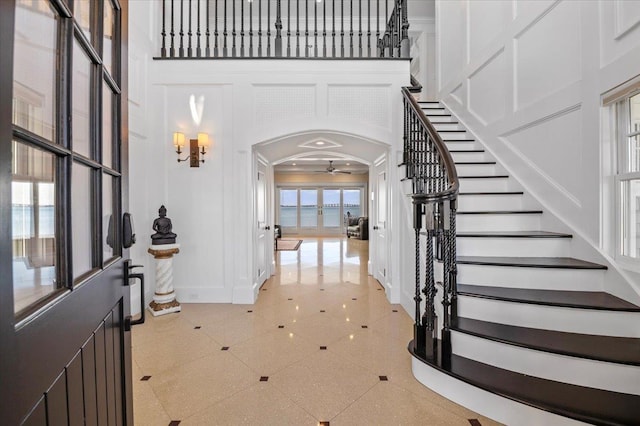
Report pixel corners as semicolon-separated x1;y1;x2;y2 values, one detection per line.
276;239;302;251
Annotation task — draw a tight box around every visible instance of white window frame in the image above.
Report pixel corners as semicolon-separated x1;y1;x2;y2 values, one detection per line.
614;90;640;270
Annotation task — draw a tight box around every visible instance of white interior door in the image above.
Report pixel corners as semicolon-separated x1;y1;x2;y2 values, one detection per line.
256;162;268;287
374;161;387;285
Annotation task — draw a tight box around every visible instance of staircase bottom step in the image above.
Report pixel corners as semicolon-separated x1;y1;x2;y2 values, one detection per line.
410;341;640;426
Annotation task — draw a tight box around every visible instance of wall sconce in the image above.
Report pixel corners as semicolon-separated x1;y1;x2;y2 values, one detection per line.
173;132;210;167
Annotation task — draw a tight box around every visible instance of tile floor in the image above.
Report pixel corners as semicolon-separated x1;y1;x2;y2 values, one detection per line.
133;237;499;425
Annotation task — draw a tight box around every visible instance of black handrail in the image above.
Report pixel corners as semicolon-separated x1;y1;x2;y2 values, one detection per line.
402;77;458;370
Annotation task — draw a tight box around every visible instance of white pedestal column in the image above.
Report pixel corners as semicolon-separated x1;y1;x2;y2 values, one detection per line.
147;243;181;316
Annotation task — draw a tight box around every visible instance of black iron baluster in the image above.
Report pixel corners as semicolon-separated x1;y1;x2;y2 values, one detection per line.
196;0;202;57
232;0;236;57
340;0;344;57
367;0;371;57
161;0;167;57
358;0;362;57
187;0;192;57
241;0;245;57
206;0;211;56
179;0;185;57
376;0;379;56
332;0;336;57
314;0;318;57
223;0;228;56
323;0;326;57
249;0;253;56
349;0;353;57
275;0;283;56
258;0;262;57
414;208;425;359
214;0;219;57
305;0;309;57
267;0;271;56
287;0;291;57
296;0;300;57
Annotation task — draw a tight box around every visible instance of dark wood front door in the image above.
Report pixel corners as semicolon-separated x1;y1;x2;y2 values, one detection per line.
0;0;133;424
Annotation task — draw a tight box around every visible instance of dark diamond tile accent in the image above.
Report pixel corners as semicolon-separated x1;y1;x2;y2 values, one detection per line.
352;298;357;300
320;288;325;291
247;310;253;313
320;310;326;313
260;376;269;382
221;346;230;351
377;288;382;291
320;346;327;350
288;298;293;301
379;376;388;381
194;326;201;329
140;376;151;381
319;422;330;426
169;422;181;426
468;420;482;426
392;309;398;312
278;325;285;329
261;288;267;291
361;325;368;329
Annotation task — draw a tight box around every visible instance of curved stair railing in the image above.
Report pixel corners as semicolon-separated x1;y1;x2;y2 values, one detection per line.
401;78;459;370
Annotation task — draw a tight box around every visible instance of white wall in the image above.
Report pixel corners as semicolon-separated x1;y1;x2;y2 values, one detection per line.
435;0;640;298
128;0;411;305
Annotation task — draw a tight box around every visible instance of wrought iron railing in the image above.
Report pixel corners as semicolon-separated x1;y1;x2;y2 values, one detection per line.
402;78;459;370
158;0;409;59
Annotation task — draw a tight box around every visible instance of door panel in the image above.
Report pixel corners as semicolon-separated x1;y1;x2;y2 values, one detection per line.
375;163;387;284
256;163;268;286
300;189;319;229
0;1;131;424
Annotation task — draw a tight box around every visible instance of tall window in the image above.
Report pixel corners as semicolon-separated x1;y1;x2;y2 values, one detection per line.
617;92;640;260
11;0;122;318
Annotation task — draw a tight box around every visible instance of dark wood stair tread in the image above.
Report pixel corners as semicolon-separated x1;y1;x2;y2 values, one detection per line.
450;149;485;153
432;121;459;124
455;161;496;165
457;284;640;311
454;317;640;365
459;191;523;195
448;354;640;426
443;138;475;142
457;256;607;269
457;210;542;215
457;231;571;238
458;175;509;179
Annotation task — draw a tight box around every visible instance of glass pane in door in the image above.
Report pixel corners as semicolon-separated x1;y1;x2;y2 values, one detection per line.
12;141;59;315
323;189;341;228
279;189;297;227
300;189;318;228
343;189;362;218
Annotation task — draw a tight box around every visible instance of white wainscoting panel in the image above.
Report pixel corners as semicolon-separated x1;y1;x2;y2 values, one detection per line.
600;0;640;67
515;1;581;110
514;0;555;21
502;106;583;206
254;84;316;125
438;0;466;90
327;85;391;129
468;49;506;125
468;0;510;62
615;0;640;38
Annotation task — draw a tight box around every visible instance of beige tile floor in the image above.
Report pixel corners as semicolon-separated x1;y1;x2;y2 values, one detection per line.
133;237;500;425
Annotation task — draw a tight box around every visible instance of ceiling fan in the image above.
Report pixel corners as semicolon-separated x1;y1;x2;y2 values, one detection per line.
314;160;352;174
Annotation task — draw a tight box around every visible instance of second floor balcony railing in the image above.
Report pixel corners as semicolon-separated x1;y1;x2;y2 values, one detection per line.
158;0;409;59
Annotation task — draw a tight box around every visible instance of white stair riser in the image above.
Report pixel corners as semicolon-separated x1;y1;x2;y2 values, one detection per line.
458;194;524;210
423;109;451;116
457;264;604;291
458;178;514;192
457;297;640;338
455;163;501;176
450;151;490;162
425;115;456;122
444;141;482;151
440;132;470;140
457;213;541;232
433;123;463;131
451;332;640;395
457;237;570;257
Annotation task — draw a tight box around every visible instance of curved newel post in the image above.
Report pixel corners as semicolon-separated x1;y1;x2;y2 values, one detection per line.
400;0;410;58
